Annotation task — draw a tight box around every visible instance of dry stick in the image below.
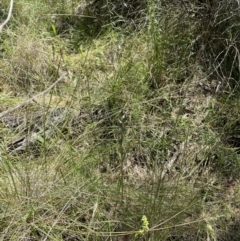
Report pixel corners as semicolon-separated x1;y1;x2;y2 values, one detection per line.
0;0;14;32
161;150;180;180
0;72;67;119
161;142;185;180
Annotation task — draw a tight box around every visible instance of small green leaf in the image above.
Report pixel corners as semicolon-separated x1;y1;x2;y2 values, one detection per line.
51;24;57;35
37;135;45;144
207;223;216;241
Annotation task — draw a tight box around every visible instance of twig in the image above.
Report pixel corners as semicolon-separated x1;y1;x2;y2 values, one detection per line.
161;149;180;180
161;142;185;180
0;0;14;32
0;72;67;119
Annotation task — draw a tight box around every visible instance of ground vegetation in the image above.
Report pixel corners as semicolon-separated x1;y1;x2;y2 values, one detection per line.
0;0;240;240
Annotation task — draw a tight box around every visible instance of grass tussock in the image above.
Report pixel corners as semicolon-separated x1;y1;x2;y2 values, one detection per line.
0;0;240;240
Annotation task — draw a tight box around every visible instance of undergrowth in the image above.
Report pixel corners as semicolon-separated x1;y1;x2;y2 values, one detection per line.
0;0;240;240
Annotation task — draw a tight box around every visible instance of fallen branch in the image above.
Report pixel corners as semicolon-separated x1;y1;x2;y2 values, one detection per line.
7;108;68;153
0;72;67;119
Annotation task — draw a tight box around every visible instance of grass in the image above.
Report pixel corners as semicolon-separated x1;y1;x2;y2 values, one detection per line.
0;0;240;240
